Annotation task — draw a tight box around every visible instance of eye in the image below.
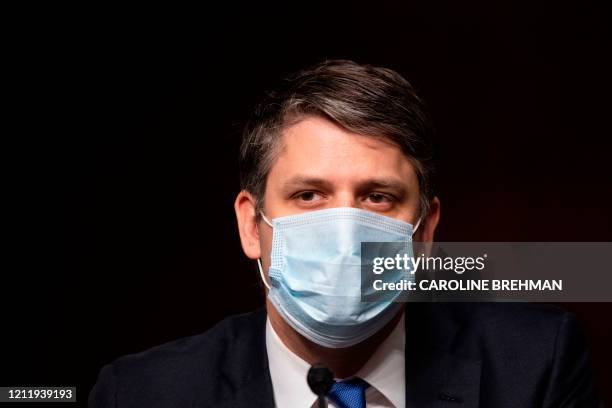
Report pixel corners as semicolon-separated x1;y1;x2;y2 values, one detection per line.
294;191;322;202
366;193;392;204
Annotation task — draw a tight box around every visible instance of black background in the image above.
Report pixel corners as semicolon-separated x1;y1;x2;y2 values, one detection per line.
4;1;612;405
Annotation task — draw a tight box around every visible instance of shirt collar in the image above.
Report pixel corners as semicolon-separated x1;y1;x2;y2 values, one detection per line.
355;312;405;408
266;312;406;408
266;317;318;406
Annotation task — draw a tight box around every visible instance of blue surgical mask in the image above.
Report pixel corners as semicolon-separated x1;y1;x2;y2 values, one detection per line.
257;207;420;348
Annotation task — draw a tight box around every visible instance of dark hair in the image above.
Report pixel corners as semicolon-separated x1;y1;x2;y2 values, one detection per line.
239;59;435;219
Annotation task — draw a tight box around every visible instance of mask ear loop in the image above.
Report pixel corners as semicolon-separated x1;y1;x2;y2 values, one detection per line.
413;218;422;235
261;213;273;228
257;259;271;290
257;212;274;290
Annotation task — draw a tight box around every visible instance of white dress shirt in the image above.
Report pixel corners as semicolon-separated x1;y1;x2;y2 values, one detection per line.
266;313;406;408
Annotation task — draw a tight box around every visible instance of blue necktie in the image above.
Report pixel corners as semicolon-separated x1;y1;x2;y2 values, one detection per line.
327;377;369;408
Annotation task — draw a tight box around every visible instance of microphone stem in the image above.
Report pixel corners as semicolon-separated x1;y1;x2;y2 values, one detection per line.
317;394;327;408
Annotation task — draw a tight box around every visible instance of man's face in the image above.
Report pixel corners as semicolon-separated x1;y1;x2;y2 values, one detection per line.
258;115;422;268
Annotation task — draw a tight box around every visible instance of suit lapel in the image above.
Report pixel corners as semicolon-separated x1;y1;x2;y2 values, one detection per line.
227;371;275;408
214;309;275;408
405;303;482;408
207;305;481;407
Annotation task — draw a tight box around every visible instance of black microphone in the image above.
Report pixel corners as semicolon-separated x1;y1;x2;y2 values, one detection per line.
307;363;334;408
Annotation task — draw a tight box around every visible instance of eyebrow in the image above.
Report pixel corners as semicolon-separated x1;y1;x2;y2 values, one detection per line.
281;176;409;197
358;178;408;194
281;177;334;195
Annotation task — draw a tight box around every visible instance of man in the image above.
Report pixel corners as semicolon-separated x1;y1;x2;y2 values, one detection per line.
90;60;599;407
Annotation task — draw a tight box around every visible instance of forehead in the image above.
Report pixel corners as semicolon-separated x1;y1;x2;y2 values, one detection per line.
267;115;417;186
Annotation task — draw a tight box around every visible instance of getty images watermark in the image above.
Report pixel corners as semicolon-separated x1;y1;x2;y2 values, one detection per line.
360;242;612;302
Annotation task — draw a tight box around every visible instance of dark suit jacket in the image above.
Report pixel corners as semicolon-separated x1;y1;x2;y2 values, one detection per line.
89;303;600;407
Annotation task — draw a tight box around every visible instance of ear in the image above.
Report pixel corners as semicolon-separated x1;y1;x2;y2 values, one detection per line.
417;196;440;243
234;190;261;260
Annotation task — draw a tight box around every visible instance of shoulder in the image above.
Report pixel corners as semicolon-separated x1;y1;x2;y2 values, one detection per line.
441;302;582;357
415;302;589;377
454;301;571;328
446;303;598;405
110;308;266;374
89;309;267;407
420;302;576;344
452;302;578;343
407;303;598;406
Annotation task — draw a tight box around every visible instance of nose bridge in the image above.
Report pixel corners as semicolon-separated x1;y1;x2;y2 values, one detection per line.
333;188;359;209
